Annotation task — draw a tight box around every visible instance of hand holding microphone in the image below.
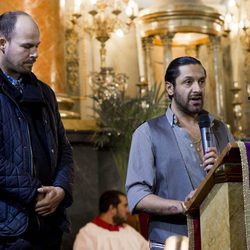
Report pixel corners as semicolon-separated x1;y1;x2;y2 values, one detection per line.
198;113;218;172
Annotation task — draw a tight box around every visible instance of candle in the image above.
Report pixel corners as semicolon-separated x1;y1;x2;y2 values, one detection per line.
233;81;239;88
74;0;82;13
135;21;145;80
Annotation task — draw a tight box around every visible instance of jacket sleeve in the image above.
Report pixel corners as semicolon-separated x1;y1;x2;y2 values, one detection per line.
45;86;74;208
53;115;74;208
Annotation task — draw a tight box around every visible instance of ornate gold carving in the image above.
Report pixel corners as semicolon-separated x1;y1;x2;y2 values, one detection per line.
230;81;244;139
83;0;138;68
240;25;250;52
62;14;82;119
65;18;80;95
237;141;250;249
139;3;224;38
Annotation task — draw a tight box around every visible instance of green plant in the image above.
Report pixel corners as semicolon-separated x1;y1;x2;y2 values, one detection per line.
90;82;167;187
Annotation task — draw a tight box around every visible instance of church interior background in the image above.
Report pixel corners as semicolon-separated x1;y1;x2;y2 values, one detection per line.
1;0;250;248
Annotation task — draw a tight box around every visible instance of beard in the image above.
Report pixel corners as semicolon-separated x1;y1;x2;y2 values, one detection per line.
112;214;127;225
173;90;203;115
4;59;33;76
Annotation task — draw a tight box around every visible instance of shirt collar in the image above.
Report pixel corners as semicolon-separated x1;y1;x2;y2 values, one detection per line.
165;106;178;127
165;105;215;127
2;71;22;86
92;216;124;231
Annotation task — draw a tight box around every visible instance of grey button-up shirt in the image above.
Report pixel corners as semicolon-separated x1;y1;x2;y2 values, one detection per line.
125;107;233;213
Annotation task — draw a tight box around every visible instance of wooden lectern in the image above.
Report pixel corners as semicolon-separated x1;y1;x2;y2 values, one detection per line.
185;142;248;250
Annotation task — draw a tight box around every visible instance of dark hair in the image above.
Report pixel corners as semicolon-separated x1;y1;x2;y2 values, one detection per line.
164;56;206;99
165;56;206;85
0;11;30;41
99;190;126;213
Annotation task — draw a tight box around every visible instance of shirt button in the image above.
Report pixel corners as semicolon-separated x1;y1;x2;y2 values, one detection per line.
190;144;193;147
51;149;54;153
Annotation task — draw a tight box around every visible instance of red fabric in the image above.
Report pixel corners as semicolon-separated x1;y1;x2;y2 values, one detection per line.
193;217;201;250
92;217;124;231
138;213;149;240
245;142;250;182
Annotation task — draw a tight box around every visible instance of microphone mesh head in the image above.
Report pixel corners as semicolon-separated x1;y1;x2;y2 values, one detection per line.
198;113;210;128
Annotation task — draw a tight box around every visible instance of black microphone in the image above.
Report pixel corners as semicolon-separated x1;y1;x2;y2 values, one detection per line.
198;113;213;155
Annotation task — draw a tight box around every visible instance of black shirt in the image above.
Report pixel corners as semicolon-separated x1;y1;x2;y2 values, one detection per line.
19;81;52;185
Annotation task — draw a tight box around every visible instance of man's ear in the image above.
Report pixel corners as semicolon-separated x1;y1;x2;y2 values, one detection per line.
166;81;174;97
0;37;6;54
109;204;116;214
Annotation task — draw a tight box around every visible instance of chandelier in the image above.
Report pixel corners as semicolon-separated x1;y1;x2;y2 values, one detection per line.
81;0;138;68
76;0;138;102
65;0;138;104
68;0;138;66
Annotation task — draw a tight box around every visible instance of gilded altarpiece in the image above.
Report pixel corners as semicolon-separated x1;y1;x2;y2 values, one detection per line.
62;1;95;127
137;1;232;127
137;0;250;138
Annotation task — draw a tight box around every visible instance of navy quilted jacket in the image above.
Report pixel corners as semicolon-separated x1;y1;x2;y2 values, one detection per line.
0;71;74;236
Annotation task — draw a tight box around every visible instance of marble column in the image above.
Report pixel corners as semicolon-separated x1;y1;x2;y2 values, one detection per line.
143;37;154;88
239;24;250;137
208;35;225;119
161;33;174;72
242;52;250;137
206;36;220;117
0;0;65;93
135;22;145;83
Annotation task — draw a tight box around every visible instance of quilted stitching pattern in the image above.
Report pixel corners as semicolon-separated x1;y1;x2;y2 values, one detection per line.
0;94;40;236
0;73;73;235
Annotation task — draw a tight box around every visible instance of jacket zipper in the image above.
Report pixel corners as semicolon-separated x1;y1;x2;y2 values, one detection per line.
26;122;35;177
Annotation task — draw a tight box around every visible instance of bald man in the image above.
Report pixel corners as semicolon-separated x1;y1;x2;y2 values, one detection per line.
0;11;74;250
